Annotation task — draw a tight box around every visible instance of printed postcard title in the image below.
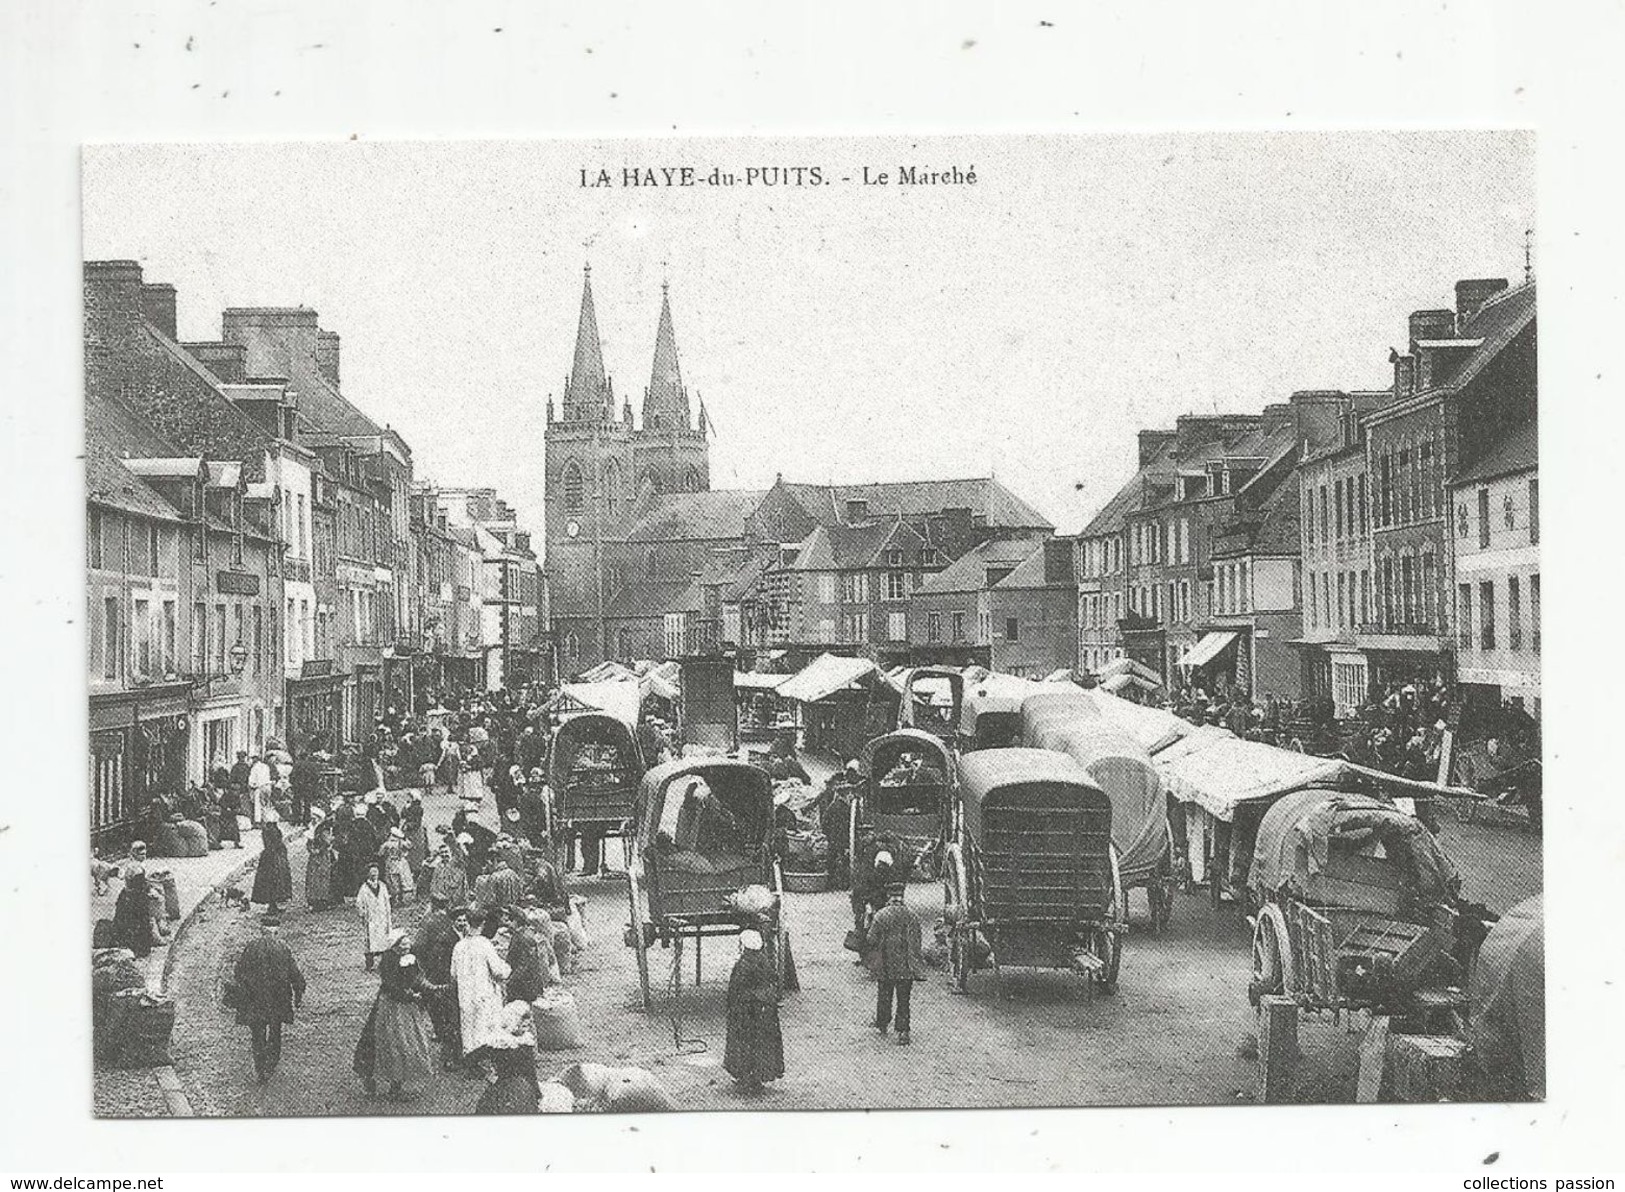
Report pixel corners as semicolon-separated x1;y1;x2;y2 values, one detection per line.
580;164;978;189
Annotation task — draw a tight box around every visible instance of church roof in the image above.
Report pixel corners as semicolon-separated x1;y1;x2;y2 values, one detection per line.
604;576;703;619
563;266;611;420
621;489;767;543
642;282;690;430
776;477;1053;531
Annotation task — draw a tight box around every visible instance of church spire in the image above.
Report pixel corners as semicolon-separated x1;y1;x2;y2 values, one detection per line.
642;280;691;431
563;264;611;421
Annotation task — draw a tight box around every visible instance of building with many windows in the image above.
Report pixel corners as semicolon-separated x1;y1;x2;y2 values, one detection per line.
1449;418;1539;716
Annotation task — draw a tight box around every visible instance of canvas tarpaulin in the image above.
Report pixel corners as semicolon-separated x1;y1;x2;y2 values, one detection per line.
1469;894;1545;1100
1021;691;1166;887
1248;788;1460;904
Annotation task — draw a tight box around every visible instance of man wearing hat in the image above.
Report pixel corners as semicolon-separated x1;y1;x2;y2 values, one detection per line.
228;912;306;1084
866;883;926;1045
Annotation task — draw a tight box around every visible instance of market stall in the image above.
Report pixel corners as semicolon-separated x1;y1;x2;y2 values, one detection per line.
775;653;899;761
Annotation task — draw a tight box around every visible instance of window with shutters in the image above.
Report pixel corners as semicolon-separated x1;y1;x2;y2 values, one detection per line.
887;611;907;641
1458;584;1473;648
1508;576;1523;650
1480;580;1496;649
927;612;941;642
1477;488;1491;548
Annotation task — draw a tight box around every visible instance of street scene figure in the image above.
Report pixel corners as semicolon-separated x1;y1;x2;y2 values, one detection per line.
723;930;784;1092
229;913;306;1085
866;883;926;1045
356;865;393;972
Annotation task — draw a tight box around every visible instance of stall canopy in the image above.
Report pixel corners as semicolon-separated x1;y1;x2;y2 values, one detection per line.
1158;730;1477;822
1178;631;1239;670
552;678;642;727
1101;672;1162;696
732;671;789;692
637;660;681;702
1086;688;1195;755
777;653;887;704
1098;657;1163;685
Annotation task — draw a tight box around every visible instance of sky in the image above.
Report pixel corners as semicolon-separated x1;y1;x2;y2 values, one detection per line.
82;132;1534;536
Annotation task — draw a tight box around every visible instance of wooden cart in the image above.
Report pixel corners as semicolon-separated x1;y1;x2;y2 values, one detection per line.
1247;789;1476;1021
942;748;1125;997
548;711;646;871
623;757;799;1010
854;728;954;882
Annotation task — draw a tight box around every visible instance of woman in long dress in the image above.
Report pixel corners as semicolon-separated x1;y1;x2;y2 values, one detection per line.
250;818;293;913
456;741;488;809
111;871;158;958
401;797;430;888
305;818;336;909
723;929;784;1091
355;931;443;1099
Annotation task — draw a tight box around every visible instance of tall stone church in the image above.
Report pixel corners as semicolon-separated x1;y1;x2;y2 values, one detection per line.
544;266;724;670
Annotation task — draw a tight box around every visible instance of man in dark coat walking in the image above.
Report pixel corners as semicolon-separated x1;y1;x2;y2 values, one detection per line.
289;751;323;826
230;912;307;1083
866;883;926;1044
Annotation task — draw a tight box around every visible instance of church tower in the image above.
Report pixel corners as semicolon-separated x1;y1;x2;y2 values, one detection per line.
632;281;711;497
544;264;634;670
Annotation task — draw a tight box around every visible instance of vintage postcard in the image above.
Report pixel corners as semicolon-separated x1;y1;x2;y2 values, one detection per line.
81;132;1540;1118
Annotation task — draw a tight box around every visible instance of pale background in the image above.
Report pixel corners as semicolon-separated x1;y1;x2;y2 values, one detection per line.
84;133;1532;536
4;0;1622;1175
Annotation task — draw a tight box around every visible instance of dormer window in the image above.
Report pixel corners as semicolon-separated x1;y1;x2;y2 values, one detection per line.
884;547;904;566
921;548;940;567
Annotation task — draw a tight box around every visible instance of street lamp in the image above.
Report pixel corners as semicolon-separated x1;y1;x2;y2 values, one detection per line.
228;642;249;675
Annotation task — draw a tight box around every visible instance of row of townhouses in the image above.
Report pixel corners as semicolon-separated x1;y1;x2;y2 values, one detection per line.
86;261;546;847
1076;275;1538;719
545;270;1537;731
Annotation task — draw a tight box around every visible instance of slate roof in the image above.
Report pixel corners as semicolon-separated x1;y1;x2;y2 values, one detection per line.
916;539;1043;595
1433;281;1536;395
621;489;767;542
1453;418;1538;486
786;519;923;571
991;546;1071;590
85;390;189;521
777;477;1053;531
603;577;703;619
722;551;771;603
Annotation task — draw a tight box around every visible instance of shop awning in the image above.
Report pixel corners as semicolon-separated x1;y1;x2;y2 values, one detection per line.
777;653;881;704
1178;631;1239;670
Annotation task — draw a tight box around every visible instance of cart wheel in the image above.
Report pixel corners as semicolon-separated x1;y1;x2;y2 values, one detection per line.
1249;905;1291;1007
1089;924;1121;994
625;854;653;1011
943;845;971;994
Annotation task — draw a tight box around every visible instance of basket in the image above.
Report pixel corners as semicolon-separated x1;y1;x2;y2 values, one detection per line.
781;869;829;894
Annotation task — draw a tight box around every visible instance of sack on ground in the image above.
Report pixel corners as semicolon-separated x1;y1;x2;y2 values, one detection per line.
566;895;590;950
92;918;116;950
536;1081;575;1113
601;1067;674;1113
726;884;776;919
105;989;176;1068
532;988;585;1051
843;929;865;954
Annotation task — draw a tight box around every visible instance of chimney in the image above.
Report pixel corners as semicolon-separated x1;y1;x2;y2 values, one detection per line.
141;284;177;339
1454;278;1510;326
183;341;248;384
1043;538;1075;585
316;331;341;385
1138;429;1176;467
1408;308;1456;347
1390;349;1417;400
221;307;320;383
844;498;869;523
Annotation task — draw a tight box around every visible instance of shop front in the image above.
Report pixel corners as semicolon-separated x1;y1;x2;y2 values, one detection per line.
287;661;343;753
89;681;191;849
